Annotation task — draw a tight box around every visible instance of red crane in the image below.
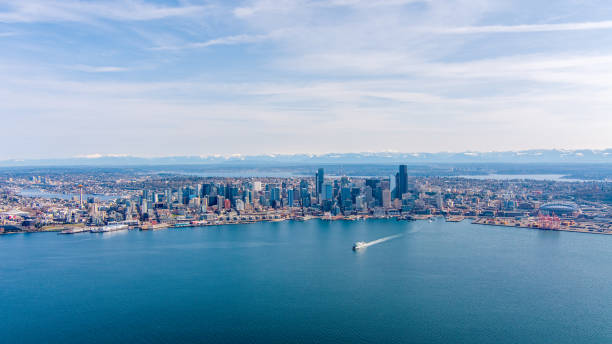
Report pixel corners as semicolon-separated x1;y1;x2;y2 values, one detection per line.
538;212;560;230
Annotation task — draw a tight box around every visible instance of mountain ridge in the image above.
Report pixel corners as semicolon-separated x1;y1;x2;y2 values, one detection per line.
2;149;612;166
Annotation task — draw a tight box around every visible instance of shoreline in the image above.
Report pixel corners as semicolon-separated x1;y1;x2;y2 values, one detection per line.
471;217;612;235
3;214;612;236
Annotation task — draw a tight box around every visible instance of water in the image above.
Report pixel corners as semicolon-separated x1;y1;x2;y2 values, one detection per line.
458;174;587;182
355;233;403;248
18;188;120;201
2;220;612;343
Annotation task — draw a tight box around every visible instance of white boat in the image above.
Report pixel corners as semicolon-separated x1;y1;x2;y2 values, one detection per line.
59;227;88;234
352;241;367;250
90;224;129;233
140;223;169;231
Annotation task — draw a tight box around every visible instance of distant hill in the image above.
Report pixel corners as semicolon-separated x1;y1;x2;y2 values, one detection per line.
2;149;612;166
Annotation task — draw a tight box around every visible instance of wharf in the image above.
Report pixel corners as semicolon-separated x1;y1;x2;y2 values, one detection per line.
472;217;612;235
445;216;465;222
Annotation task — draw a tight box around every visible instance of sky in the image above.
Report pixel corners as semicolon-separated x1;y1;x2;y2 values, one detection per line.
2;0;612;159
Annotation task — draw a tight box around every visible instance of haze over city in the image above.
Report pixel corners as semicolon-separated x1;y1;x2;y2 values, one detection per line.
3;0;612;159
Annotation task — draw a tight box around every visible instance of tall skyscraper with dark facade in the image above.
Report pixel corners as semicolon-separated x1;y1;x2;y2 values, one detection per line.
287;189;294;207
316;168;324;202
395;164;408;199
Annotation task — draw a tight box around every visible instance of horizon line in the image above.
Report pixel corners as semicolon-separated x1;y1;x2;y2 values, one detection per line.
2;148;612;163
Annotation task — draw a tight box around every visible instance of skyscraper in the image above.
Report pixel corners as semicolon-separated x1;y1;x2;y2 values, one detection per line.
323;182;333;201
382;189;391;208
316;168;324;202
396;164;408;199
288;189;294;207
271;187;280;202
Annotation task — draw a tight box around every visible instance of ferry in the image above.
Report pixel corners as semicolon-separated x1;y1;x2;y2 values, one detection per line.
59;227;89;234
90;223;129;233
140;223;169;231
295;215;313;221
352;241;367;250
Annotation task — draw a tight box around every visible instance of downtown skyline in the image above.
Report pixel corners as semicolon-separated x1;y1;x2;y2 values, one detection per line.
2;0;612;159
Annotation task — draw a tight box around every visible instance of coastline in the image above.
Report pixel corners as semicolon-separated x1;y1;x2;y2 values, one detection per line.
4;214;612;236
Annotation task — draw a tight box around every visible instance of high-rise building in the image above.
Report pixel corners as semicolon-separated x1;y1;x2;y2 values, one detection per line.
341;187;351;203
288;189;294;207
355;195;366;211
244;191;251;205
201;197;208;212
271;187;281;202
78;184;83;208
323;183;333;201
396;165;408;199
382;189;391;208
253;181;262;192
235;199;245;211
165;189;171;208
316;168;324;202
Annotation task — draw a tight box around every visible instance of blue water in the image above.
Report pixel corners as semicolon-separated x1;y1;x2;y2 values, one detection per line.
18;188;119;201
2;220;612;343
458;174;588;182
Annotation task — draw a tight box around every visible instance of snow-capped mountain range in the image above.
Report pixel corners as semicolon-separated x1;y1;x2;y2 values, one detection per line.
2;149;612;166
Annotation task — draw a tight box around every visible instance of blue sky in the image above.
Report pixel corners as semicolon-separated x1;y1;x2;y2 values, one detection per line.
2;0;612;159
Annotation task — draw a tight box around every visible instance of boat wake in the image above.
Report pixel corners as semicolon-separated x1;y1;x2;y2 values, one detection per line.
353;234;402;250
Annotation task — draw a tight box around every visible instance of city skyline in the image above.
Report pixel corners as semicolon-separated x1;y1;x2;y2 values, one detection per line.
3;0;612;159
3;162;611;343
0;164;603;232
4;2;612;342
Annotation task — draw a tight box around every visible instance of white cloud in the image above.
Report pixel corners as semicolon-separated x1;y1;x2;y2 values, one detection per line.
321;0;428;7
152;34;271;50
436;20;612;34
234;0;428;18
3;0;612;157
71;65;129;73
0;0;206;23
192;34;265;48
